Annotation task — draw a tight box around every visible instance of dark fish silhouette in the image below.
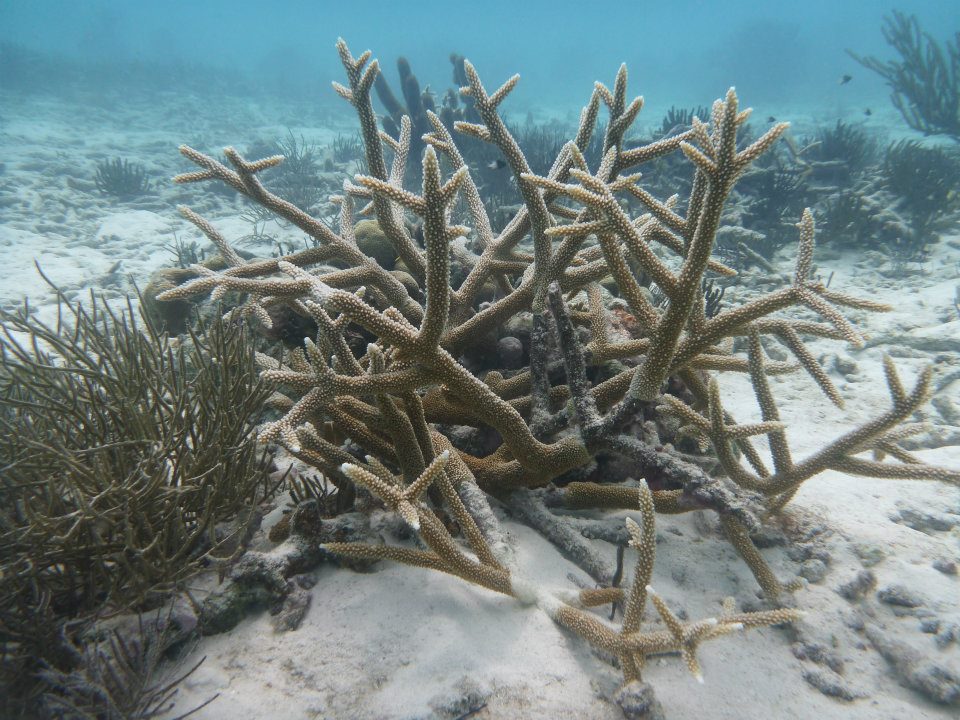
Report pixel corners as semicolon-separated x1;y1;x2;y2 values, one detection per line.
839;74;852;85
766;115;777;123
487;159;507;170
864;108;872;116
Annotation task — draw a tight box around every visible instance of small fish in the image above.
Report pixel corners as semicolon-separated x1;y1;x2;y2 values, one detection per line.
766;115;777;123
487;159;507;170
839;74;852;85
863;108;872;116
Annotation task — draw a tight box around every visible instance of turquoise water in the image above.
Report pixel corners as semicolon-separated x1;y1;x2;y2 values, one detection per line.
2;0;957;112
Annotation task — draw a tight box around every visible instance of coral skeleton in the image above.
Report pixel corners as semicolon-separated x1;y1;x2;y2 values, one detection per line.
157;39;959;699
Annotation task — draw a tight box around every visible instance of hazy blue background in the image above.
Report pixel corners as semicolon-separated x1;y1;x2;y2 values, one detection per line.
1;0;957;115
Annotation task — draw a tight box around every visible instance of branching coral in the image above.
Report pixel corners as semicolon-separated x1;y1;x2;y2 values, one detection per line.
881;138;960;245
850;11;960;142
0;286;273;710
37;613;216;720
156;39;960;706
94;157;151;198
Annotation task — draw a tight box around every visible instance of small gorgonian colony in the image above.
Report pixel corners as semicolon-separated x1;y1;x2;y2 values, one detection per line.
158;40;959;697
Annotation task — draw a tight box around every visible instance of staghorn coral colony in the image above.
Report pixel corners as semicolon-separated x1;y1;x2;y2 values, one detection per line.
143;39;960;714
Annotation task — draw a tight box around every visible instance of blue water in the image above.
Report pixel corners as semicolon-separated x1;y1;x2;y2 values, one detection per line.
1;0;957;112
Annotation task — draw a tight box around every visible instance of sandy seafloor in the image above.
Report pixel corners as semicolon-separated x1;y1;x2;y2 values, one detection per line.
1;83;959;720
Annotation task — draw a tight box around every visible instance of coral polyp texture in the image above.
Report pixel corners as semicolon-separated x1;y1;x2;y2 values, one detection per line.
158;39;959;708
